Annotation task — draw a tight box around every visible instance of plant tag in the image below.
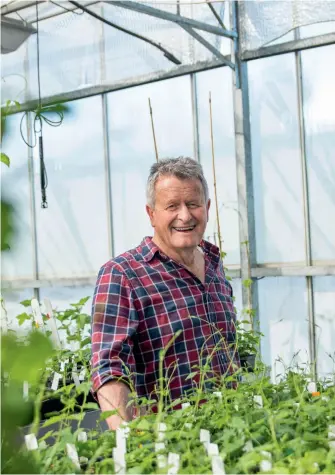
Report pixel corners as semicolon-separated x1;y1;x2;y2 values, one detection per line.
31;298;45;330
66;443;80;470
72;370;80;387
155;443;167;469
243;440;253;452
260;451;272;472
253;395;263;408
213;391;222;400
328;425;335;440
211;455;225;474
43;298;61;349
77;431;88;442
207;443;219;456
113;447;125;474
307;381;317;393
167;452;180;475
116;425;128;454
200;428;210;448
23;381;29;400
79;367;86;381
181;402;190;409
158;422;167;442
51;372;61;391
24;433;38;451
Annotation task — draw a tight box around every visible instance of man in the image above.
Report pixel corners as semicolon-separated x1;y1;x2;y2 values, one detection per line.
91;157;240;430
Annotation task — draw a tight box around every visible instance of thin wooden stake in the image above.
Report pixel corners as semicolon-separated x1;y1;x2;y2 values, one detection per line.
209;92;223;257
148;97;159;162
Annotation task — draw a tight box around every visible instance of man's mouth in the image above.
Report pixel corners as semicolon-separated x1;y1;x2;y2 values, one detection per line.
173;225;196;233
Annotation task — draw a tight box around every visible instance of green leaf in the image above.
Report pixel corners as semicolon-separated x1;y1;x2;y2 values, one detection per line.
1;199;15;251
82;402;99;410
185;371;198;381
41;412;83;428
20;299;32;308
99;410;118;421
16;312;32;326
1;153;10;167
136;418;151;431
81;337;91;347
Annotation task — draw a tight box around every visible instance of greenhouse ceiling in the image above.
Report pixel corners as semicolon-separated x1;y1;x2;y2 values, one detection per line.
2;0;335;108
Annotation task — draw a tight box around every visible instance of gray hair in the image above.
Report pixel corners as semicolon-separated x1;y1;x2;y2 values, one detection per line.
146;157;209;207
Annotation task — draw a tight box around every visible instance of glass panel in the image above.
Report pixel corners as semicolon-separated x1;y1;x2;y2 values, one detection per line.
258;277;309;381
196;67;240;265
230;278;243;318
301;45;335;262
248;55;305;264
107;76;194;256
313;277;335;379
1;289;35;333
299;22;335;39
1;114;34;279
34;96;109;278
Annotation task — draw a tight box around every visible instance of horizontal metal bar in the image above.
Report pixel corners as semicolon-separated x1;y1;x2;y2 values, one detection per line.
3;265;335;290
1;0;44;15
251;265;335;278
108;1;237;39
4;58;229;114
242;32;335;61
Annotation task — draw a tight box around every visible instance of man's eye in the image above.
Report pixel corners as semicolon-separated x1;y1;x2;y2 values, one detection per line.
167;204;177;210
188;203;199;208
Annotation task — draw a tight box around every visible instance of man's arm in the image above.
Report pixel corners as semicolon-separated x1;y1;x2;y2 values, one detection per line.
97;380;133;430
91;263;139;428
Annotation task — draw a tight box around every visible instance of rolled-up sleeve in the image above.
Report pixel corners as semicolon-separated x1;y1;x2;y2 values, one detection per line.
91;263;139;394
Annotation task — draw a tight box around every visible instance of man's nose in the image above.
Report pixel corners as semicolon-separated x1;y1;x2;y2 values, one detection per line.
178;204;192;222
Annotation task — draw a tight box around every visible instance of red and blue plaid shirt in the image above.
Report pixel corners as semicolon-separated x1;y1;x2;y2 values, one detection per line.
91;236;240;406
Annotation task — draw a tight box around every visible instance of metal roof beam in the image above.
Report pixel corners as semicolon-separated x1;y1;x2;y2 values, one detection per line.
180;24;234;69
108;1;237;39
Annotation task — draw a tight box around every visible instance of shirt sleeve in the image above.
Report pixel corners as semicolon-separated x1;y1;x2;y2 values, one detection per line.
91;263;139;394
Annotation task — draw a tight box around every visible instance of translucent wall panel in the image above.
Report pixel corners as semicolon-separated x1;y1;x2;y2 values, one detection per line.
301;45;335;262
299;22;335;38
230;278;243;318
313;277;335;379
35;96;109;278
248;55;305;264
196;68;240;265
1;114;34;279
107;76;194;256
258;277;309;381
1;289;34;333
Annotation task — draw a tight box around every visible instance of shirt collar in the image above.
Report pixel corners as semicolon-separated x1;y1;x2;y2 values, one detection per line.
140;236;221;268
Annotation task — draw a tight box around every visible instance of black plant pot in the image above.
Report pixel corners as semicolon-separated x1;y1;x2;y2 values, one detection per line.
40;390;96;420
240;354;256;372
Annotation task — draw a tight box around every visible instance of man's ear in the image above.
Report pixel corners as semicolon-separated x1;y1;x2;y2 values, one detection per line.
146;205;155;227
206;199;211;222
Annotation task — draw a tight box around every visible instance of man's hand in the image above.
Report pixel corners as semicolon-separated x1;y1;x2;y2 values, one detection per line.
97;380;133;430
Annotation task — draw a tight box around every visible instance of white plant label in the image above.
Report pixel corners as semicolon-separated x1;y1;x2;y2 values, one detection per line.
51;372;61;391
66;443;80;470
167;452;180;475
31;298;45;330
24;433;38;451
213;391;222;400
181;402;190;409
23;381;29;400
253;395;263;408
113;447;125;474
200;428;210;449
155;442;167;469
207;443;219;457
158;423;167;442
307;381;317;393
211;455;226;475
43;298;61;349
77;431;88;442
260;451;272;472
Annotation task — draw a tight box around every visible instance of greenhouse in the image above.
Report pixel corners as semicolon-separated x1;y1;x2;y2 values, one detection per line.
1;1;335;474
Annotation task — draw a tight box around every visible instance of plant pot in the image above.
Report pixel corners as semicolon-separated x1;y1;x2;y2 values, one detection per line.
240;354;256;372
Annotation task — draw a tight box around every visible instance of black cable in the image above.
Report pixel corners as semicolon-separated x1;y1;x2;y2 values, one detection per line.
68;0;182;65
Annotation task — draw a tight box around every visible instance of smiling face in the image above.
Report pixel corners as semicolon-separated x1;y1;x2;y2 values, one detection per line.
146;175;210;254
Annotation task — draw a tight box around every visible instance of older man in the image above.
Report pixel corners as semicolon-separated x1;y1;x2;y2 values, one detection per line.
91;157;240;429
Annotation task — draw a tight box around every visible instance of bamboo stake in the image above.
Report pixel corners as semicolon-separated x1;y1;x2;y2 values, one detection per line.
209;92;223;256
148;97;159;162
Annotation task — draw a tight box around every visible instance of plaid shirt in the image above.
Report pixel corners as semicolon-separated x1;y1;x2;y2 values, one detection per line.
91;236;240;407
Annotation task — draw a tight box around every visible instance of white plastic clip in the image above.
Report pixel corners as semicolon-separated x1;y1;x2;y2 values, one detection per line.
155;442;167;469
